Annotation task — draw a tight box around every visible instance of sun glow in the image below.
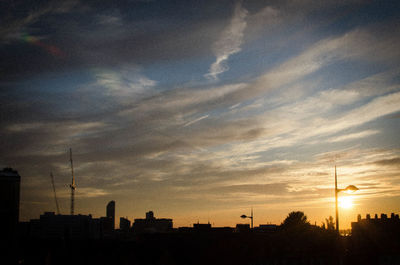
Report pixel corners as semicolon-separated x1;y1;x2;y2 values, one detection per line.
339;196;354;209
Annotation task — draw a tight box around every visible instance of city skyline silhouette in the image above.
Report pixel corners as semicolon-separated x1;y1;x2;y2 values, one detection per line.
2;166;400;265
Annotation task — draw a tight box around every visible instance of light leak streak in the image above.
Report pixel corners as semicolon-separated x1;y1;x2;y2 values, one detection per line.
22;34;66;58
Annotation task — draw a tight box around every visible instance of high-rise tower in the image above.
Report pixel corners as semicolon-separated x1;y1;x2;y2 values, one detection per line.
0;168;21;239
106;200;115;230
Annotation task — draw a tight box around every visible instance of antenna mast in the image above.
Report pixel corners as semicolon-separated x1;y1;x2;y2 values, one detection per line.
69;148;76;215
50;172;60;214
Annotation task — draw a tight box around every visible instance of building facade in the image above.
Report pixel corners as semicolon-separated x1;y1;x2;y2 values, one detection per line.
120;217;131;231
0;168;21;239
106;200;115;230
29;212;93;239
351;213;400;239
132;211;173;234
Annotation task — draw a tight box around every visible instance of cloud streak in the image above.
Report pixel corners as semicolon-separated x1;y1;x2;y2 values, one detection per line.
183;115;209;127
205;2;248;80
327;130;380;143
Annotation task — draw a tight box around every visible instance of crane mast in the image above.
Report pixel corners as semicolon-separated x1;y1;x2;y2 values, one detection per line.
69;148;76;215
50;172;60;214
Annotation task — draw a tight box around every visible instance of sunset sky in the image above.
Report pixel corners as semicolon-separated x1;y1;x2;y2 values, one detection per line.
1;0;400;229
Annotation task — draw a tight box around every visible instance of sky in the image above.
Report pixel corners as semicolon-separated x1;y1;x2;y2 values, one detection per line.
1;0;400;229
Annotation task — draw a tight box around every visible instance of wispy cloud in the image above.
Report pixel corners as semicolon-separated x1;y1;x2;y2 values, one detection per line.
119;83;246;118
58;187;110;198
373;157;400;167
183;115;209;127
328;130;380;143
92;66;157;102
2;121;108;157
205;2;248;80
311;92;400;137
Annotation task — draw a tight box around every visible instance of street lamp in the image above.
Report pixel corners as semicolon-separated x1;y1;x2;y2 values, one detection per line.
335;166;358;233
240;208;253;229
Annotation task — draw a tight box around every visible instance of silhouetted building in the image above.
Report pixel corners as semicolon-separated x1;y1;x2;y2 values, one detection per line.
254;224;278;233
212;227;235;233
236;223;251;233
351;213;400;263
132;211;173;234
235;224;250;233
193;222;212;232
25;212;116;239
28;212;93;239
146;210;154;220
192;223;235;233
177;223;234;233
0;168;21;239
176;226;192;233
106;200;115;230
120;217;131;231
351;213;400;239
94;216;113;236
23;201;118;239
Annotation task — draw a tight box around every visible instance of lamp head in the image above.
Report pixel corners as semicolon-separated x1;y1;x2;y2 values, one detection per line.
240;214;247;219
344;185;359;193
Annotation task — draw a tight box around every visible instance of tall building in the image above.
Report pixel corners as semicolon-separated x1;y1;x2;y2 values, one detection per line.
106;200;115;230
0;168;21;239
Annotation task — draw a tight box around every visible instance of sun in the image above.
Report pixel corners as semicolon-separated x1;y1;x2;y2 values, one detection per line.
339;196;353;209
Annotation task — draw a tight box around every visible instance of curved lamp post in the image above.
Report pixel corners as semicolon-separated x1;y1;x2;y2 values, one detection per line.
335;166;359;233
240;208;253;229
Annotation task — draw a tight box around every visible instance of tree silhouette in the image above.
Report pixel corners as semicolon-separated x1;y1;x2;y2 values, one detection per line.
325;216;335;230
281;211;310;229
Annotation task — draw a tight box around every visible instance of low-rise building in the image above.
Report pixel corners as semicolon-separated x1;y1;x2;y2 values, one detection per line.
29;212;93;239
351;213;400;239
120;217;131;231
254;224;278;233
132;211;173;234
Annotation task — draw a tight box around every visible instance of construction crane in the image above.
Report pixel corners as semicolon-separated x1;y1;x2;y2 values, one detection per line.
50;172;60;214
69;148;76;215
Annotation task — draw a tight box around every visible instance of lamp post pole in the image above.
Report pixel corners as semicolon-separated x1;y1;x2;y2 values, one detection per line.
240;207;254;229
334;166;359;234
335;166;339;232
251;207;253;229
